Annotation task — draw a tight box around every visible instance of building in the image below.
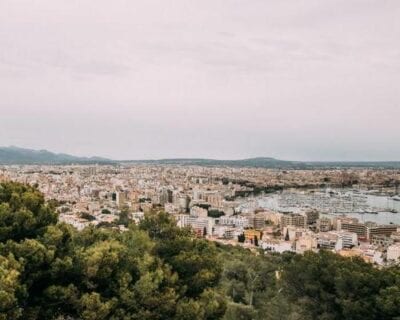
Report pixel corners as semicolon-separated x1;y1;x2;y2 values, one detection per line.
116;191;127;208
371;235;394;249
317;231;357;251
247;213;265;230
282;226;309;241
261;240;294;253
264;211;282;225
317;232;341;250
296;235;318;254
367;224;398;241
244;229;263;244
338;231;358;248
159;188;173;205
177;195;190;212
213;225;237;239
190;206;208;218
305;209;319;225
317;217;332;232
281;214;306;228
205;192;223;207
337;217;368;240
223;228;236;239
387;243;400;262
177;214;214;236
390;231;400;242
217;216;249;228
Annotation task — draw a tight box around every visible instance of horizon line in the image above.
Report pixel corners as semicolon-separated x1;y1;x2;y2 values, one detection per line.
1;145;400;163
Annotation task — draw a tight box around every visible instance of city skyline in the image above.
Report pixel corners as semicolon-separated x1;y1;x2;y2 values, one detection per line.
1;2;400;318
1;0;400;161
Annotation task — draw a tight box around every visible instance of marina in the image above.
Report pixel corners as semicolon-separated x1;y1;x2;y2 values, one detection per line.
239;188;400;225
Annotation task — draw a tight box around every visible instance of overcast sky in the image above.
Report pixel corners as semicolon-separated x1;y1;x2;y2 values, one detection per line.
0;0;399;161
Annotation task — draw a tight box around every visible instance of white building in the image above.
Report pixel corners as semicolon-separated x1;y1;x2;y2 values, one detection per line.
260;240;294;253
177;214;215;235
217;215;249;228
387;243;400;262
317;231;357;251
337;231;358;248
213;225;238;239
190;206;208;218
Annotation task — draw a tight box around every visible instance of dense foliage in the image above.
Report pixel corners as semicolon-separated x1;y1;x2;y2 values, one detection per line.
0;182;399;320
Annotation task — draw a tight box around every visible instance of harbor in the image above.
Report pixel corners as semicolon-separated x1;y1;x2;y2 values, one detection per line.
239;188;400;225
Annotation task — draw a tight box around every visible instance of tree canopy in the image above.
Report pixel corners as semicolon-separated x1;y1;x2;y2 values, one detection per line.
0;181;399;320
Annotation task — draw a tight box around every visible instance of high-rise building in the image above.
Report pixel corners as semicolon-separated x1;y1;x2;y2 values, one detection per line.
177;195;190;212
159;188;173;205
116;191;127;208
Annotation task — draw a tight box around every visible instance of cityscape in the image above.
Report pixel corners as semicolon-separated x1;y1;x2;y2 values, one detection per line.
1;163;400;265
1;0;400;319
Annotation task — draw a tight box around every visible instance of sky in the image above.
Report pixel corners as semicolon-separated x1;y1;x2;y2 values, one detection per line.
0;0;399;161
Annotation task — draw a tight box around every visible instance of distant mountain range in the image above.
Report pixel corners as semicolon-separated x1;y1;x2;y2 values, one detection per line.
1;146;400;168
122;158;400;169
0;146;112;165
122;157;299;168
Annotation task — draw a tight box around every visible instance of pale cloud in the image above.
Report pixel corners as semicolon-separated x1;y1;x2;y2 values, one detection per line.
0;0;399;160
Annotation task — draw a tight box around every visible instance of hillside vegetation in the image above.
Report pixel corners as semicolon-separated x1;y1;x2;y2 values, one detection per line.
0;182;399;320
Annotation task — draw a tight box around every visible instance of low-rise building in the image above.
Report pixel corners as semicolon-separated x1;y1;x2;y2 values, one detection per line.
261;239;294;253
244;229;262;243
296;235;318;254
387;243;400;262
371;235;394;249
367;223;398;241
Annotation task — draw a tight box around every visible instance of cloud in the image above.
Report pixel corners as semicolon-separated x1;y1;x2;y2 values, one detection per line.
0;0;399;160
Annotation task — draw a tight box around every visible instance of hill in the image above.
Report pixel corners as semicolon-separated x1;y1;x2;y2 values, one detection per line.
1;146;400;168
0;146;112;165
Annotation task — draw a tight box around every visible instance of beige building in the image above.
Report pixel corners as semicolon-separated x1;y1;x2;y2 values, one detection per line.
116;191;127;208
296;235;318;254
305;209;319;225
247;213;266;230
367;223;398;241
337;217;368;240
281;214;306;228
387;243;400;262
190;206;208;218
317;217;332;232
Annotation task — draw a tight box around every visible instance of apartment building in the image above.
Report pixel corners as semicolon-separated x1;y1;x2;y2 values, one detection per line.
337;217;368;240
281;213;306;228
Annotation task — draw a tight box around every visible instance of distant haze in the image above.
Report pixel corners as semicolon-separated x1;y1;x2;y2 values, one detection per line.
0;0;399;161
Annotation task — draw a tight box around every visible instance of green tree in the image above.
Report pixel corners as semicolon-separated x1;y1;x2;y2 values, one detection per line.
1;182;399;320
0;254;24;320
238;233;245;243
282;251;387;320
